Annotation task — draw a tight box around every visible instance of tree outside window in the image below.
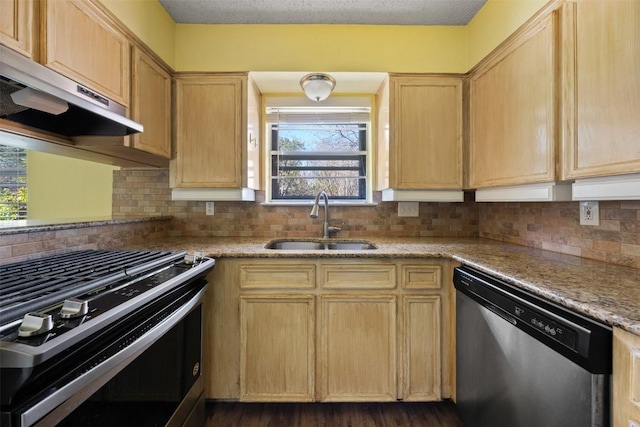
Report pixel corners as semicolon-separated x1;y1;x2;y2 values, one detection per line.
0;145;27;220
270;123;367;200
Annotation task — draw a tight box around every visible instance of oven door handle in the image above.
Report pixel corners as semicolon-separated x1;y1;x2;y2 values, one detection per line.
21;287;205;427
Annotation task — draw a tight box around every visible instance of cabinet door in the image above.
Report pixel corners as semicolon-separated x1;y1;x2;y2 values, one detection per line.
562;1;640;179
0;0;35;58
173;76;244;188
613;327;640;427
320;295;396;401
375;75;390;191
130;47;171;158
400;295;441;401
246;78;261;190
42;0;130;106
240;295;315;402
390;75;463;189
469;12;557;188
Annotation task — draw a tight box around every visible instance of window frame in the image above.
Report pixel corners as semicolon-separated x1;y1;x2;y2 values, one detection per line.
0;145;27;220
264;99;374;205
269;122;369;201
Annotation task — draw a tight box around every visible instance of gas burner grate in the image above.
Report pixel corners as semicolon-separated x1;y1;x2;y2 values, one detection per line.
0;250;184;326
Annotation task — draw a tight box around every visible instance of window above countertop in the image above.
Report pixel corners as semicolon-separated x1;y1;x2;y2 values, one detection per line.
263;96;374;205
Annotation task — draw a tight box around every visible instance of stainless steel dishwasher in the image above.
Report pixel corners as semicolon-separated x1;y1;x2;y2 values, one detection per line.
454;266;612;427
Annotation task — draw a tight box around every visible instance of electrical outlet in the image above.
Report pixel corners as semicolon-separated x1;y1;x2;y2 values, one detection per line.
205;202;215;216
398;202;419;217
579;201;599;226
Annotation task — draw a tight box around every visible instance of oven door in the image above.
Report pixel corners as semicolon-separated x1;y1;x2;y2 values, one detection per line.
4;280;206;427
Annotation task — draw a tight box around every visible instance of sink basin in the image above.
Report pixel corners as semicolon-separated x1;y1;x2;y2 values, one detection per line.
326;242;377;250
265;239;377;251
265;241;326;250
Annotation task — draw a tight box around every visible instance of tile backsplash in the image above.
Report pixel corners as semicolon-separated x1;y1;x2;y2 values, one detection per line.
0;219;170;264
4;171;637;268
478;201;640;270
111;169;640;270
112;169;479;238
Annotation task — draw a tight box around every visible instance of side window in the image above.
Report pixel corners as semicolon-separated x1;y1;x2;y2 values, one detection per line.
0;145;27;220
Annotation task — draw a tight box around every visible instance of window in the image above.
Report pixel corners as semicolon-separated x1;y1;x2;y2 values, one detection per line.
267;103;371;203
0;145;27;220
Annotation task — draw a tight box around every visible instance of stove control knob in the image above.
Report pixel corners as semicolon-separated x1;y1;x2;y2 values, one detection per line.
184;252;203;265
60;298;89;319
18;312;54;337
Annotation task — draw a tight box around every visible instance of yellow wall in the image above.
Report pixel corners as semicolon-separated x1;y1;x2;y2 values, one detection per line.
98;0;549;73
27;151;117;220
98;0;176;68
35;0;546;222
466;0;549;68
176;24;468;73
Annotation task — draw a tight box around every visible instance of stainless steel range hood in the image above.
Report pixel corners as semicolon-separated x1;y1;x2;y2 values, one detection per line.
0;45;143;138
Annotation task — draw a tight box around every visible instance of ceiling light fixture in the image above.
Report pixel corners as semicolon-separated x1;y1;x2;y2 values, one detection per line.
300;73;336;102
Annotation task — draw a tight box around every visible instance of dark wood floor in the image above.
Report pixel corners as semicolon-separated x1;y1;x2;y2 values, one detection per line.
205;401;463;427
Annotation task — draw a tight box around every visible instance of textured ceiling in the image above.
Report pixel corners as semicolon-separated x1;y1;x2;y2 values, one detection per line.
158;0;487;25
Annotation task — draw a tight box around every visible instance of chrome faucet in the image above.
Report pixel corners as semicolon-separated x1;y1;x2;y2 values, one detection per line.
310;190;343;238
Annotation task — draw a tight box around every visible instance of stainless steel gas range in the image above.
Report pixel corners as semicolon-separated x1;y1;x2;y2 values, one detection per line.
0;249;215;427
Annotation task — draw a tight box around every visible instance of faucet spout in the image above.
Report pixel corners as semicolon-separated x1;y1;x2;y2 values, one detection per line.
310;190;341;238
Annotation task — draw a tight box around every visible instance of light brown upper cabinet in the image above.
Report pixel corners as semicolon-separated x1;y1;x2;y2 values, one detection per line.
469;9;559;188
172;74;261;191
41;0;130;107
0;0;36;59
378;75;464;191
130;47;171;159
561;0;640;179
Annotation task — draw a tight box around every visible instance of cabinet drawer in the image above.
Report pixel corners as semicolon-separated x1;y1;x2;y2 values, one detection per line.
320;264;396;290
401;265;442;290
240;263;315;289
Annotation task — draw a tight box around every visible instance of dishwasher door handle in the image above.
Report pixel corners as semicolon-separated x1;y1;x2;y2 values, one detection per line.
485;304;517;325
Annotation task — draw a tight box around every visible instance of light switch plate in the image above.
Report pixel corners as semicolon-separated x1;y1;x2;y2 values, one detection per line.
579;201;599;226
398;202;419;217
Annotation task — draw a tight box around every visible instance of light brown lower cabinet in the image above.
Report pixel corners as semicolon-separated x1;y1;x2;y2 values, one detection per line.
613;327;640;427
401;295;442;401
240;295;315;402
320;295;397;402
205;258;455;403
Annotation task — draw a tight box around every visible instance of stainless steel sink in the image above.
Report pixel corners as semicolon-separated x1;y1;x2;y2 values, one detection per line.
326;242;377;250
265;240;326;250
265;239;376;250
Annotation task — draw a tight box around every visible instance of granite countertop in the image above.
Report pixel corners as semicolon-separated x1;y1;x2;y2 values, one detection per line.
130;236;640;336
0;216;172;236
